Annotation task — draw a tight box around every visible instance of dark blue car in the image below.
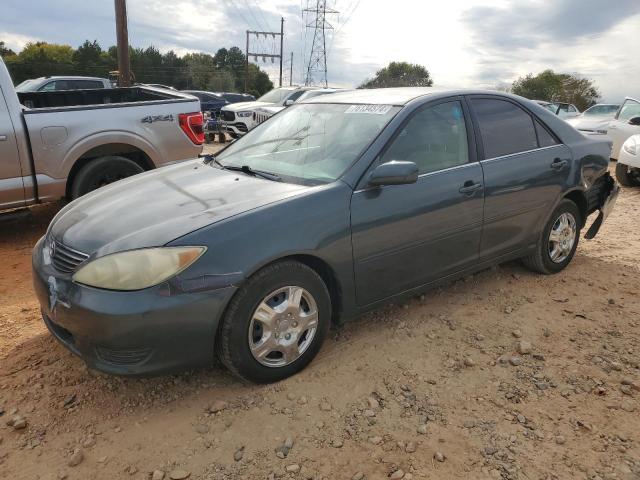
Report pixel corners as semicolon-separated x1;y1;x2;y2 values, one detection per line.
33;88;618;383
181;90;228;114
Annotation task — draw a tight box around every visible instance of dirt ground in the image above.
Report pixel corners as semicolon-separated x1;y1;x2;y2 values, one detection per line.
1;162;639;480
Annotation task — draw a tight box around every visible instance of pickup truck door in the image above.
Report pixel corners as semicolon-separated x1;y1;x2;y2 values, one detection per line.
608;98;640;159
0;88;25;209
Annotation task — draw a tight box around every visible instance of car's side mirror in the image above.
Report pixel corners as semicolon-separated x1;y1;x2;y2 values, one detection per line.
284;99;295;106
368;161;419;186
628;116;640;126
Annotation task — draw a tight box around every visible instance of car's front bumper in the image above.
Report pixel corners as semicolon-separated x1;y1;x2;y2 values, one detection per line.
32;237;237;376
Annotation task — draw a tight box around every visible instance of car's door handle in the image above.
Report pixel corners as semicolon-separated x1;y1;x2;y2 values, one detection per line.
459;181;483;195
0;135;7;141
551;158;569;170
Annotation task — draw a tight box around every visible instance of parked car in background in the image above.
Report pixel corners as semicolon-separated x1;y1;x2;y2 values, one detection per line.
181;90;228;114
566;103;620;137
0;56;203;211
534;100;580;119
608;97;640;160
253;88;344;125
32;88;617;382
216;92;255;103
220;86;318;138
616;134;640;186
15;76;112;92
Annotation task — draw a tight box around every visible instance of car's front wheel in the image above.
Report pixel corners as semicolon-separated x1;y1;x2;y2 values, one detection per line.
522;199;581;274
615;162;640;187
217;260;331;383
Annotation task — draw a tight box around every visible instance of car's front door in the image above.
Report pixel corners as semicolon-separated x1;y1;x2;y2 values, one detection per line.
468;96;572;261
609;98;640;159
0;88;25;210
350;98;484;306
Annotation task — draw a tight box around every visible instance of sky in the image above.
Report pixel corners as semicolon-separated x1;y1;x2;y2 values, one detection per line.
2;0;640;102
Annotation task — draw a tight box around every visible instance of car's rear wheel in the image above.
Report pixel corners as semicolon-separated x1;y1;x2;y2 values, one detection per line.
217;260;331;383
615;162;640;187
71;156;144;199
522;199;581;274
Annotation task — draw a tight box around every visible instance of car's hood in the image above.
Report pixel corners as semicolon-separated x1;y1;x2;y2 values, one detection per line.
256;106;285;114
222;101;273;112
50;160;308;256
566;115;613;131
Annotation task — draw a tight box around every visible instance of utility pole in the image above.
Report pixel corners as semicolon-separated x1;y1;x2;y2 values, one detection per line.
279;17;284;87
304;0;337;87
290;52;294;86
245;25;284;92
114;0;131;87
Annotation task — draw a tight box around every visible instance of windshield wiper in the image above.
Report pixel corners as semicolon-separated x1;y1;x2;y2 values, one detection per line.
221;165;282;182
202;154;281;182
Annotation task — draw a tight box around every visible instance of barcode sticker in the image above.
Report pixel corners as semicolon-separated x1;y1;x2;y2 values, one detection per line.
345;104;393;115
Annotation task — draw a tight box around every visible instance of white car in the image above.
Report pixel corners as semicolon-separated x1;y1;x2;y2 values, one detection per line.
608;97;640;160
534;100;580;119
220;87;318;138
615;134;640;187
565;103;620;137
253;88;344;126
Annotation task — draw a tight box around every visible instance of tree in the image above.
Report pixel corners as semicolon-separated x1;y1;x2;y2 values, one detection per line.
359;62;433;89
511;70;600;111
0;41;16;57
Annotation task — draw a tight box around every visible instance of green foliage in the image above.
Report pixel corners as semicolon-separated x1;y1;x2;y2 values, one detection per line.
511;69;600;111
1;39;273;95
359;61;434;89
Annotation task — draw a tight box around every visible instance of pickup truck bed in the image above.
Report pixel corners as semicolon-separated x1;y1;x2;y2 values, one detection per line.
0;57;204;211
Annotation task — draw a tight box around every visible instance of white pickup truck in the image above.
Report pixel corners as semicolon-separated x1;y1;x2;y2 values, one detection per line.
0;57;204;212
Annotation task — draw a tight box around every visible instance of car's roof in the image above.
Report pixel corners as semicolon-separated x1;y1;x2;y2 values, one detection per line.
38;76;108;81
303;87;536;106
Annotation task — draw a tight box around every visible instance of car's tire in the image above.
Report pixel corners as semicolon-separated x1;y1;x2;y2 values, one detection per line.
615;162;640;187
217;260;331;383
71;156;145;199
522;199;581;274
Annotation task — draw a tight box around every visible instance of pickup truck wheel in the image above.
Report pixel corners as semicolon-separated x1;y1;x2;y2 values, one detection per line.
217;260;331;383
615;162;640;187
71;156;144;199
522;199;581;274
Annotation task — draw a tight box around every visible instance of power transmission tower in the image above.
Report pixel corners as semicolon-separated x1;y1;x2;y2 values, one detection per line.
304;1;338;87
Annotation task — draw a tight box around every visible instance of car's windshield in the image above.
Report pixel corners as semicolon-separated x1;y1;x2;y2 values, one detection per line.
215;103;400;185
584;104;620;116
257;88;296;104
618;100;640;121
15;79;39;92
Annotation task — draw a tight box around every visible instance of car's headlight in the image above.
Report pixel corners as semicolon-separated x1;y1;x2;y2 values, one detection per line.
72;247;206;291
623;136;638;155
236;111;253;118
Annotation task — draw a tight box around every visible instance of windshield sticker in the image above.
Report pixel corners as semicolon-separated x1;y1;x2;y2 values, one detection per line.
345;104;393;115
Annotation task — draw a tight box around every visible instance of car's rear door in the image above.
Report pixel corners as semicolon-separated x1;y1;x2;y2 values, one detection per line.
608;98;640;159
0;87;26;209
350;97;484;306
468;95;572;261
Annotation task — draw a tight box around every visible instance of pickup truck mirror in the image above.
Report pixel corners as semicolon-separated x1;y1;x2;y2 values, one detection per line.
368;161;419;186
628;116;640;126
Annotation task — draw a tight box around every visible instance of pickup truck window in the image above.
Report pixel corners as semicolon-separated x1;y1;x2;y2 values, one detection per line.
618;99;640;121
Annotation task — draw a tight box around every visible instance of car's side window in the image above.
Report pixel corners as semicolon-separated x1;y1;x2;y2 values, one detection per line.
535;120;558;148
380;101;469;175
471;98;538;158
617;99;640;121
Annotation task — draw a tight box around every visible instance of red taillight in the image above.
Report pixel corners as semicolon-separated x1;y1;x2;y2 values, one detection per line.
179;112;204;145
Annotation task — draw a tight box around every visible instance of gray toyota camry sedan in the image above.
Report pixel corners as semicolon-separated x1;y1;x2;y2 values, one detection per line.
33;88;618;382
